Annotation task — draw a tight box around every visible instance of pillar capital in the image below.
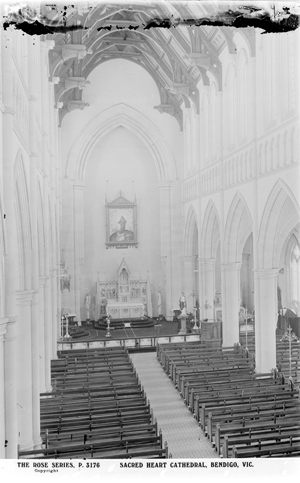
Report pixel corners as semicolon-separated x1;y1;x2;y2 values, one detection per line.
0;318;9;339
203;258;216;271
221;262;242;272
39;276;47;287
73;179;85;189
254;268;279;280
15;290;34;306
221;262;242;271
158;181;172;190
4;316;17;342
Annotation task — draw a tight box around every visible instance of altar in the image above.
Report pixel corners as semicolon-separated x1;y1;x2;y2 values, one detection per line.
97;258;152;320
106;301;144;319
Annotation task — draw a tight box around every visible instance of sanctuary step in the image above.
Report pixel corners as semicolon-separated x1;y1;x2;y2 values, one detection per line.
92;318;156;331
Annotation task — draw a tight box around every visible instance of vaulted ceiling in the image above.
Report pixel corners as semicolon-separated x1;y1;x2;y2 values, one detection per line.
45;2;255;127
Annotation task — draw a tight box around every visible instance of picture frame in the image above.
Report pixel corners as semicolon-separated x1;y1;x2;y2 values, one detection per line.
105;193;138;248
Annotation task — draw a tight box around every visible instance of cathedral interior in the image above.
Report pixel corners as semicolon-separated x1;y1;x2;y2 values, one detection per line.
0;1;300;461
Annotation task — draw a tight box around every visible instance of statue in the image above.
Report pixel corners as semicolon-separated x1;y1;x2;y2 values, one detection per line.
157;291;162;316
179;292;187;311
84;292;91;321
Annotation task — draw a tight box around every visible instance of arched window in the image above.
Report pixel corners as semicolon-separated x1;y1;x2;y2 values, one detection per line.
291;242;300;303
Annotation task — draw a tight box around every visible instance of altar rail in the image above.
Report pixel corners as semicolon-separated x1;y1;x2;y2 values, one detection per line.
57;334;201;352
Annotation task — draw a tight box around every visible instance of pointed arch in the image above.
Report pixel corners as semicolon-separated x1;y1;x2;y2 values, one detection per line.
66;103;177;182
258;180;300;269
224;192;253;263
184;205;198;257
201;200;221;259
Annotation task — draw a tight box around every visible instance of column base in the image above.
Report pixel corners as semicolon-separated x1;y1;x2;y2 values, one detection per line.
33;436;43;450
18;439;35;452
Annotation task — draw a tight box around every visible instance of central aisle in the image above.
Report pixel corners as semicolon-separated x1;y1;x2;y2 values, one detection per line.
130;352;217;458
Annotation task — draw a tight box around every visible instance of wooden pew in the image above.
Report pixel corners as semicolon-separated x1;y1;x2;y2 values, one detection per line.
19;434;168;459
44;421;158;446
37;346;166;460
222;427;300;457
215;418;300;456
207;404;300;442
231;441;300;458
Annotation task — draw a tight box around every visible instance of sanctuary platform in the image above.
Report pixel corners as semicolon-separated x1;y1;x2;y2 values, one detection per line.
57;319;201;352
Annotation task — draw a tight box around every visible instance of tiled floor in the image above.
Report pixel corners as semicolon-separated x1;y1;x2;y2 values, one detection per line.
130;352;217;458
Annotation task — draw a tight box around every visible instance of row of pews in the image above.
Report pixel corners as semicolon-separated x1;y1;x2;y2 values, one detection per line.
157;341;300;458
18;346;169;459
239;332;300;384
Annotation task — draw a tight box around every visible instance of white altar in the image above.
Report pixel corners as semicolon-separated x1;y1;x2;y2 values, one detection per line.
106;301;144;319
97;258;152;320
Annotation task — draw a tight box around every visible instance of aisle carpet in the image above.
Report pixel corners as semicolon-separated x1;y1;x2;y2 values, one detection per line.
130;352;217;459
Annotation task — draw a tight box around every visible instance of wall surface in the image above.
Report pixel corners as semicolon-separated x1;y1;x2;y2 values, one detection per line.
82;126;165;318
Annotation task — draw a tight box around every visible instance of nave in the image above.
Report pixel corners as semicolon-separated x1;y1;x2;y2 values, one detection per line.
0;1;299;461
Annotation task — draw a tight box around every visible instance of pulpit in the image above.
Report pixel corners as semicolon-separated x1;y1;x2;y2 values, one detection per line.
201;319;222;347
97;258;152;320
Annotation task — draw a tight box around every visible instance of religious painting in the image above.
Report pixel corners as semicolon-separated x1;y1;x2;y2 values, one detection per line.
106;193;137;248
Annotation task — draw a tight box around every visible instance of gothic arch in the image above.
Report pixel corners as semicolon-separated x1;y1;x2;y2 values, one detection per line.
14;152;32;290
184;205;198;257
224;192;253;263
201;200;221;259
258;180;300;269
66;104;177;182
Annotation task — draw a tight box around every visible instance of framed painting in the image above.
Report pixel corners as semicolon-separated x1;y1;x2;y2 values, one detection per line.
105;193;138;248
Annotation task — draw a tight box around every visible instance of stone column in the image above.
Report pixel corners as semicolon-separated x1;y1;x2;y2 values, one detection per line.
3;317;17;458
38;277;46;393
221;262;241;346
15;291;34;450
73;180;85;325
0;318;8;459
30;290;41;448
44;276;52;392
254;269;278;373
51;268;58;358
28;89;42;448
201;259;216;320
184;256;195;310
2;37;19;456
158;182;173;318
